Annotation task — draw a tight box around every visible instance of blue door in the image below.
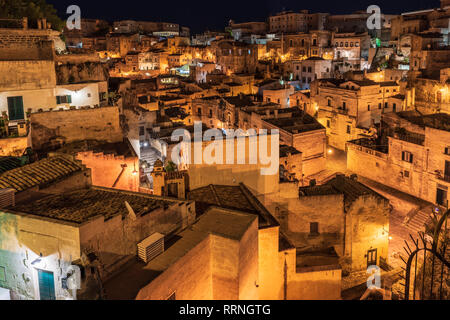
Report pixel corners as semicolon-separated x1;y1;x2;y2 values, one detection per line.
38;270;55;300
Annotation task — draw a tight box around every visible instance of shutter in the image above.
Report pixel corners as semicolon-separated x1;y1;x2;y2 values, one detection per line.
56;96;61;104
67;95;72;103
7;96;24;120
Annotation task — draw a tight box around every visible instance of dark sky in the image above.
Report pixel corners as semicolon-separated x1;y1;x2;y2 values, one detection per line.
47;0;440;34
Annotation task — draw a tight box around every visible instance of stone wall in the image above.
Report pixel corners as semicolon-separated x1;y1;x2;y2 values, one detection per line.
0;60;56;91
76;151;139;192
286;194;345;256
136;235;213;300
30;106;123;151
0;28;57;60
0;136;29;156
258;226;283;300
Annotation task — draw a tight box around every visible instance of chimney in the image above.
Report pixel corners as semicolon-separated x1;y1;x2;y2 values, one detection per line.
42;18;47;29
37;19;42;29
22;17;28;30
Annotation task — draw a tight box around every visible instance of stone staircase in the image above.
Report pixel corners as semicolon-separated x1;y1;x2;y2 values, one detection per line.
404;206;433;233
140;146;163;186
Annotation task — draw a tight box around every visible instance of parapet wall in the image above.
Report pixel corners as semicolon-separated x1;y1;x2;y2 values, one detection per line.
30;106;123;151
0;29;56;60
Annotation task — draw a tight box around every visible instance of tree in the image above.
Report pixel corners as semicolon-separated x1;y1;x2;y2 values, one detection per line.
0;0;64;31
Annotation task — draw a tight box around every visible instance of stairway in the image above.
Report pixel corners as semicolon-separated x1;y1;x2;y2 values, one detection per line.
140;146;163;186
405;206;432;233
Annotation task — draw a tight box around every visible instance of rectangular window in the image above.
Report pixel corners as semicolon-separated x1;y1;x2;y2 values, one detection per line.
56;95;72;105
378;103;382;109
402;151;413;163
445;147;450;155
7;96;24;121
310;222;319;235
404;170;410;178
342;102;346;110
327;120;330;128
368;104;371;111
346;125;351;134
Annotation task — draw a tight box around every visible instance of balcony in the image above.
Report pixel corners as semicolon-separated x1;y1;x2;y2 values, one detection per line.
333;107;349;115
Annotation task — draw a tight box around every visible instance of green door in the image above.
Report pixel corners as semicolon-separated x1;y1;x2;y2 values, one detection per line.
38;270;56;300
7;96;24;121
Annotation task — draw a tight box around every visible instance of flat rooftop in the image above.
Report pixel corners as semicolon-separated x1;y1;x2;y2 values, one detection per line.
9;187;181;224
397;111;450;132
263;109;325;134
103;207;256;300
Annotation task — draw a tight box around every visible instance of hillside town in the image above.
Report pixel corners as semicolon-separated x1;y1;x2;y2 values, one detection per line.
0;0;449;301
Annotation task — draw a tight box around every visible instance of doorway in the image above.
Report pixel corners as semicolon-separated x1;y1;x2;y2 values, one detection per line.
436;188;447;207
367;249;378;268
37;270;55;300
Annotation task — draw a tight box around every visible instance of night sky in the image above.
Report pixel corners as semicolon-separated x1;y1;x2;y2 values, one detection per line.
47;0;440;34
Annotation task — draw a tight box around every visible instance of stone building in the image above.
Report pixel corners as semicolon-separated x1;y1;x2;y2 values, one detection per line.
282;31;333;60
238;106;326;178
284;57;332;89
311;78;401;150
212;40;258;74
269;11;312;34
187;183;342;300
262;83;295;108
0;184;194;300
261;174;390;273
412;68;450;114
151;159;188;198
347;111;450;207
